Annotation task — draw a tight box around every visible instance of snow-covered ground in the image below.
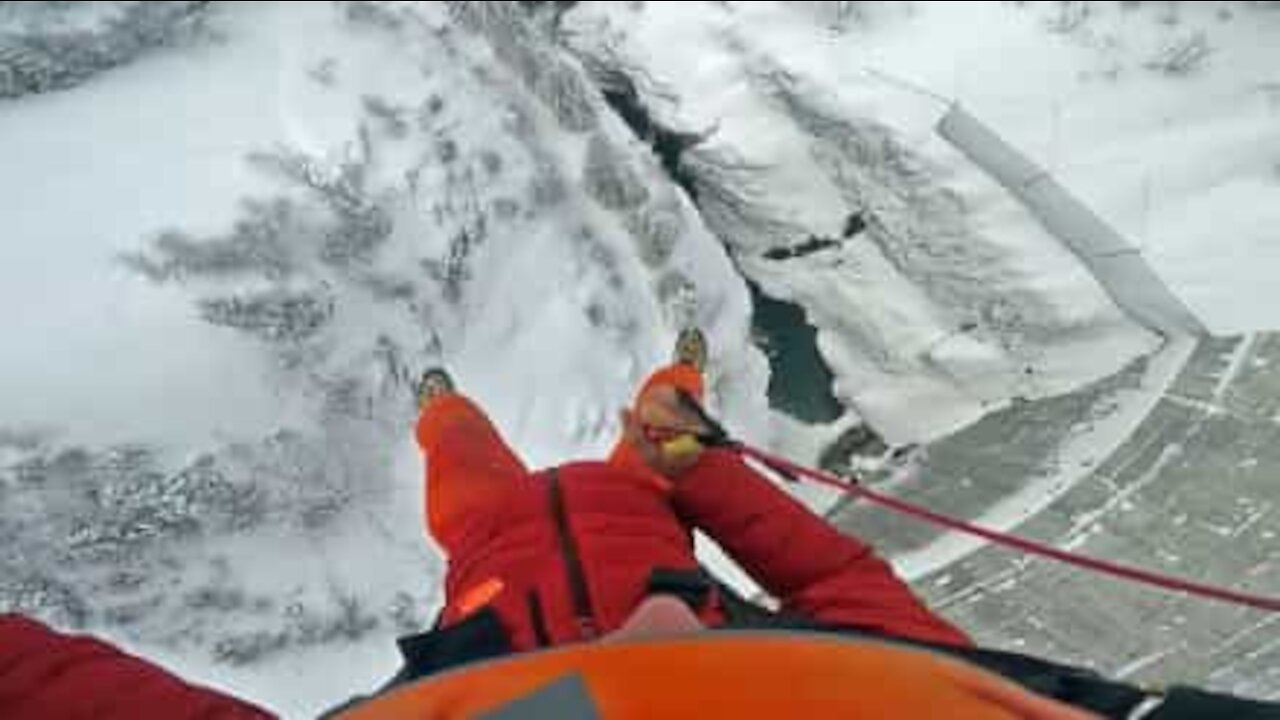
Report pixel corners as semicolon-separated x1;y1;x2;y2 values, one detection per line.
2;2;769;714
2;1;1278;716
564;0;1280;442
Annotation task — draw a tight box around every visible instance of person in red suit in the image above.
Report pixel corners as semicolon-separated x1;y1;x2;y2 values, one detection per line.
414;328;970;649
5;330;1273;719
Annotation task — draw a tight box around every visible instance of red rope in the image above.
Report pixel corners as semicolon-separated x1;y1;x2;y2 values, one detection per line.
735;443;1280;613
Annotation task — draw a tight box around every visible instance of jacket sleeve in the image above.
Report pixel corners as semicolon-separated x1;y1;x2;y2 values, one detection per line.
671;450;972;648
0;614;274;720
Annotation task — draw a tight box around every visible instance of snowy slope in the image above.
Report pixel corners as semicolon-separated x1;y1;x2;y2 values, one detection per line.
564;0;1280;441
563;1;1161;444
2;1;1278;716
1;2;767;714
0;2;306;448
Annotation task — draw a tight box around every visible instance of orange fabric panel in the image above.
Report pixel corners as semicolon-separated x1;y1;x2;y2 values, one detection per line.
456;579;506;620
340;634;1095;720
416;394;528;552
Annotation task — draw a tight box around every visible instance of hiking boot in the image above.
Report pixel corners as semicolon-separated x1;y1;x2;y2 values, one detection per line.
416;367;456;409
673;327;708;373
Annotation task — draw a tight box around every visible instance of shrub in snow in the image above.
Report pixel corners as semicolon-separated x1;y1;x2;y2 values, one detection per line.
248;147;394;269
120;200;301;283
70;448;267;555
626;198;684;268
657;269;696;307
681;146;796;251
525;52;599;133
342;0;410;32
492;196;522;220
123;123;460;479
1145;32;1213;76
449;0;598;132
479;150;504;177
184;586;249;613
214;630;290;666
1043;1;1094;34
583;133;650;211
198;289;336;344
124;137;419;423
0;573;91;629
0;1;212;100
528;161;569;207
213;591;379;666
571;228;625;291
419;219;486;305
309;57;339;87
0;421;407;649
362;94;412;139
566;228;639;336
791;1;866;31
389;591;429;634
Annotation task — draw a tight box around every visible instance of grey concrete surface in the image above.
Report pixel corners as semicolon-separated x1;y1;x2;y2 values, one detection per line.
831;334;1280;699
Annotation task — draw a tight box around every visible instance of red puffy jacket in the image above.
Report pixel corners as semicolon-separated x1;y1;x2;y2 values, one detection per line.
0;614;272;719
438;448;971;650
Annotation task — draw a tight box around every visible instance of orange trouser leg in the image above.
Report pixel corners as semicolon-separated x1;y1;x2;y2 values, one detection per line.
608;363;705;476
416;394;528;554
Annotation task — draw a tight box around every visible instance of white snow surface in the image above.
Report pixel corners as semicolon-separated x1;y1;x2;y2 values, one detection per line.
0;5;305;449
1;1;1278;716
566;2;1135;442
2;3;768;714
565;0;1280;439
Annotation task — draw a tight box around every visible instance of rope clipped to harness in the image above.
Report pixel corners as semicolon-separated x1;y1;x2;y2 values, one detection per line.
654;391;1280;614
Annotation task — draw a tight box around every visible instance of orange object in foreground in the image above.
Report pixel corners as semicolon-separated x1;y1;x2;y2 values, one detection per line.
339;633;1096;720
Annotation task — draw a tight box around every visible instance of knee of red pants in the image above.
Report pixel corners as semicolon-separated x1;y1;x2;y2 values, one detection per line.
417;394;527;548
417;395;526;474
417;395;491;452
425;436;510;548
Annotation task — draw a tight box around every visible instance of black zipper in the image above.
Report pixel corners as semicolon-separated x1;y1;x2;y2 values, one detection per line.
547;469;598;639
526;591;552;647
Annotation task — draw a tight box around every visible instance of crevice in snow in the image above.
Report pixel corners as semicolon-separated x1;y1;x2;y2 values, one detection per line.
592;67;705;203
762;211;867;263
559;3;1165;446
762;235;840;261
586;55;847;425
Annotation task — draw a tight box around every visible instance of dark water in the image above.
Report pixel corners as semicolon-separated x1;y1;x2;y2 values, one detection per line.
592;65;844;424
747;280;844;424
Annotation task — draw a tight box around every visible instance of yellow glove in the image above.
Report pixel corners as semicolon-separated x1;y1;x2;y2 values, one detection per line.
660;434;704;468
